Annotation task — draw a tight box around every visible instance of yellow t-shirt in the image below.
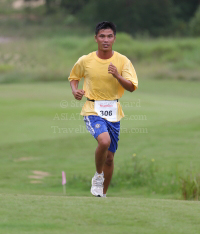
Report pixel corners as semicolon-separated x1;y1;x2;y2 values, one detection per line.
68;51;138;121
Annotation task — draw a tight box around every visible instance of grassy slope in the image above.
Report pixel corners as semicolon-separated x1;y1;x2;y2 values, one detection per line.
0;7;200;198
0;194;200;234
0;79;199;197
1;33;200;83
1;3;200;84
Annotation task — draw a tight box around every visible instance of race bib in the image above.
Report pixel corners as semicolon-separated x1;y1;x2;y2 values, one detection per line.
95;100;117;122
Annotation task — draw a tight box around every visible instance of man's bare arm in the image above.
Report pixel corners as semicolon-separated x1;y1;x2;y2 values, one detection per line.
108;63;135;92
70;80;85;100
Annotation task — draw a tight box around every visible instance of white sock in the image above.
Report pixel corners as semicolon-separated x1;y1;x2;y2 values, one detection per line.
103;194;106;197
95;171;104;176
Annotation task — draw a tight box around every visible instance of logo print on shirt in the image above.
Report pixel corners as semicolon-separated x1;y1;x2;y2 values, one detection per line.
95;124;101;129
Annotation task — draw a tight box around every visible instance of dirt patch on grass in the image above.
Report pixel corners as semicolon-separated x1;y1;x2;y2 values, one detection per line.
29;170;50;183
33;171;50;177
14;157;33;162
29;175;44;179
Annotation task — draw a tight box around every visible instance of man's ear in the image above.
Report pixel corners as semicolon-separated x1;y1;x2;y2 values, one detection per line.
94;35;97;43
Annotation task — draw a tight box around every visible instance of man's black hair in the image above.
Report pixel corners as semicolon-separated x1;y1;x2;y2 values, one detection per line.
95;21;116;36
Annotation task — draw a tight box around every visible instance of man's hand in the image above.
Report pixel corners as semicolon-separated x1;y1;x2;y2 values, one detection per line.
72;89;85;100
108;62;120;79
70;80;85;100
108;63;135;92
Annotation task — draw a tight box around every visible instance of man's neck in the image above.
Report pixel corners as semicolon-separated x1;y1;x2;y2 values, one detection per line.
96;50;114;59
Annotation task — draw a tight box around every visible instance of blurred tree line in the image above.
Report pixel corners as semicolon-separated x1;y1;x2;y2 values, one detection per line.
42;0;200;36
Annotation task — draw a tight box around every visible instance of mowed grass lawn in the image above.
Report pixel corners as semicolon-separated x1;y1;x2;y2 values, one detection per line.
1;194;200;234
0;78;199;197
1;11;200;234
0;72;200;234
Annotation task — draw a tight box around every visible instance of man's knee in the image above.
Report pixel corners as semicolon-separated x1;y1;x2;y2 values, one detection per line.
98;133;111;149
105;152;114;166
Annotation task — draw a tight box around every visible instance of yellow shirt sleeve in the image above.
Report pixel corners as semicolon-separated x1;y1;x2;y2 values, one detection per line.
122;59;138;90
68;56;85;82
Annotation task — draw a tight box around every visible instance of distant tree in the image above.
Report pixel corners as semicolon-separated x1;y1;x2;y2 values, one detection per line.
172;0;200;22
45;0;57;13
190;5;200;36
79;0;174;36
56;0;200;36
60;0;90;14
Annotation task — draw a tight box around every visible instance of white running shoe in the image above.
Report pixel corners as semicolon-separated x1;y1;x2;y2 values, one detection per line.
90;172;104;197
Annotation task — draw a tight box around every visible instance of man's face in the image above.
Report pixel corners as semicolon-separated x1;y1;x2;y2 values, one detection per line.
95;28;116;51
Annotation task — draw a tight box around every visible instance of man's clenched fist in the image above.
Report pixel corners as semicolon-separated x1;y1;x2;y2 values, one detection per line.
72;89;85;100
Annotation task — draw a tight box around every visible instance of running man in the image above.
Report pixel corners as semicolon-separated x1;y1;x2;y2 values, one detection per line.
68;21;138;197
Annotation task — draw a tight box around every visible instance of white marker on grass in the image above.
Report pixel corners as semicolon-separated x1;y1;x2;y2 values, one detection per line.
62;171;66;195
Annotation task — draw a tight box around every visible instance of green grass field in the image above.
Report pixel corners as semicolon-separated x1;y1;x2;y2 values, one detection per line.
0;79;199;199
1;194;200;234
1;9;200;232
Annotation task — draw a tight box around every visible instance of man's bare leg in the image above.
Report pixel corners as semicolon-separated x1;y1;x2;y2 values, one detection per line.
103;151;114;194
95;132;111;173
90;132;110;197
